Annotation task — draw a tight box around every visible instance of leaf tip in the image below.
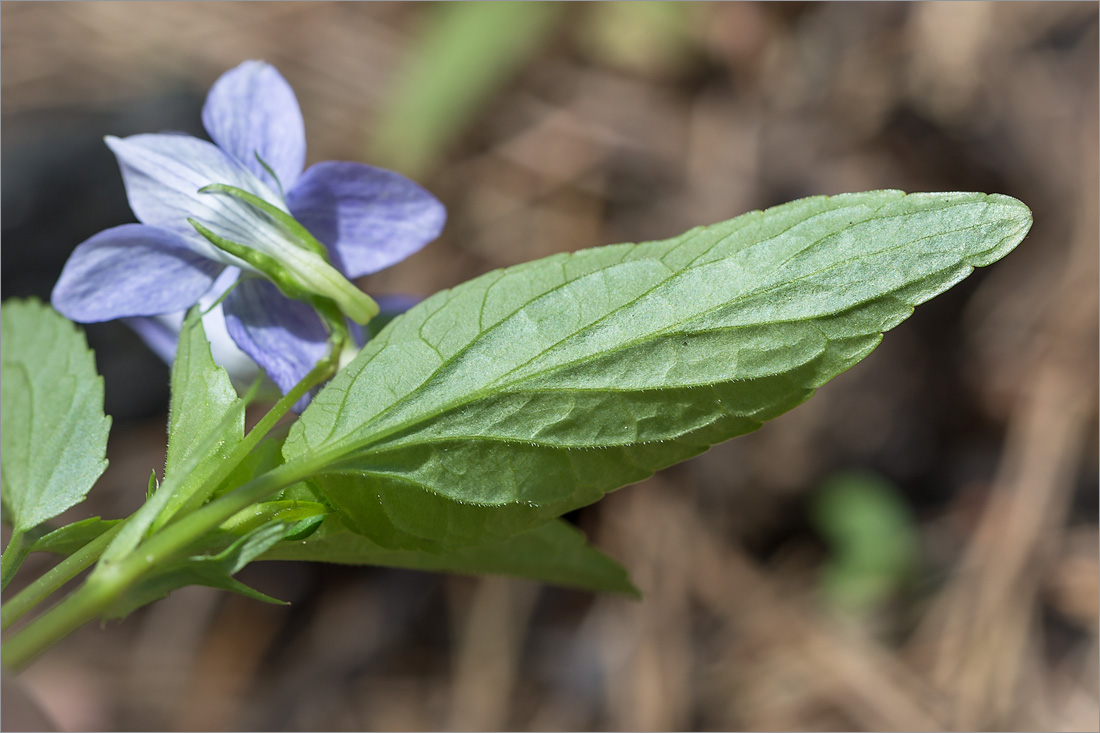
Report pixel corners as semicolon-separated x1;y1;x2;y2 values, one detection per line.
619;579;644;600
970;193;1033;268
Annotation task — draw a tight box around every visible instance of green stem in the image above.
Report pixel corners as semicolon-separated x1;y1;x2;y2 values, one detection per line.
1;460;315;671
0;532;34;593
2;343;342;669
0;572;119;671
1;523;123;632
220;349;338;481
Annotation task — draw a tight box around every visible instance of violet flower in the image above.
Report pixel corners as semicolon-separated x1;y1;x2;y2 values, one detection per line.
52;61;445;394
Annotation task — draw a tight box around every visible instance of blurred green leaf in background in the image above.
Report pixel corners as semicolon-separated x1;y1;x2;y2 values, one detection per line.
370;1;564;176
810;470;920;617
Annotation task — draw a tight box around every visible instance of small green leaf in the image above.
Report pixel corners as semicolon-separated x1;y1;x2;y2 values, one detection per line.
0;299;111;534
101;392;248;565
100;314;250;566
30;517;122;556
105;523;289;620
167;308;242;476
154;308;244;528
285;191;1032;547
261;516;638;597
283;514;325;542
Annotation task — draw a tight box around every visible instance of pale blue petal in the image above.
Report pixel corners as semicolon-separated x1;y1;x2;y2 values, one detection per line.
124;270;259;386
51;224;222;322
106;133;289;267
286;162;446;278
222;277;328;396
202;61;306;192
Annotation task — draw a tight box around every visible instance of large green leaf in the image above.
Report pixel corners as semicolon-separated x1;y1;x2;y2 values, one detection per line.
261;516;638;596
0;299;111;534
284;191;1031;547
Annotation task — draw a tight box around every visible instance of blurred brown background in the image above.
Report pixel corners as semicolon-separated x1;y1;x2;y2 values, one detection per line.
2;2;1097;730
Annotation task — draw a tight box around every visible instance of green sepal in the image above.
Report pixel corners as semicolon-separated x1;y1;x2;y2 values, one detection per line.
219;500;330;538
195;184;380;324
189;218;313;301
254;152;287;200
198;183;329;259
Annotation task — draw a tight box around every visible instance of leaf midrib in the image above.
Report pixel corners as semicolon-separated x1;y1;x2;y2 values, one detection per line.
314;195;887;444
299;196;995;471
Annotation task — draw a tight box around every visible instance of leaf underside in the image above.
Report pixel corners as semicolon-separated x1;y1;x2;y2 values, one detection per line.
284;191;1032;549
261;516;638;596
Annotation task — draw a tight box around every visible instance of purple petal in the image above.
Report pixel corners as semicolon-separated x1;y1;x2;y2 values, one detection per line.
51;224;223;322
286;161;446;278
222;277;329;396
202;61;306;192
106;133;288;264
